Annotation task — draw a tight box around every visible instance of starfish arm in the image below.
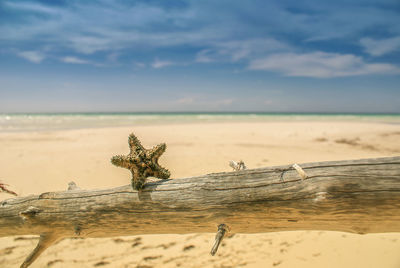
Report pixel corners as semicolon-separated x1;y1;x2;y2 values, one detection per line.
111;155;131;169
128;133;145;154
131;176;146;190
130;168;146;190
153;166;171;180
148;143;167;160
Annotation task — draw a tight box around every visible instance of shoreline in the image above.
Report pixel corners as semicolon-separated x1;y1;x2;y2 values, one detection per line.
1;113;400;133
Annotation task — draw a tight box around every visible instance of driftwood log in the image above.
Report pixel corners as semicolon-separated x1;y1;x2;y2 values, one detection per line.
1;156;400;267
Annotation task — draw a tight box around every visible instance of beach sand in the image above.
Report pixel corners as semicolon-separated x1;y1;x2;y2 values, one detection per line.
1;121;400;267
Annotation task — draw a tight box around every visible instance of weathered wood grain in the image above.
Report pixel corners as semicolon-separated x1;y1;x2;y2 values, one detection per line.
1;156;400;267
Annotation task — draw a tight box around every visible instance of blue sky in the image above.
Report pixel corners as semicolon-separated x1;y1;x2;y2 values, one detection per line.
0;0;399;113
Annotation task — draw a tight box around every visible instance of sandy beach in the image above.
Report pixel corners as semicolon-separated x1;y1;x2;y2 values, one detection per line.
1;120;400;268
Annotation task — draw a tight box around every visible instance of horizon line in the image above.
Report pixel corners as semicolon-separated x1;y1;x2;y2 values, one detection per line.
2;111;400;116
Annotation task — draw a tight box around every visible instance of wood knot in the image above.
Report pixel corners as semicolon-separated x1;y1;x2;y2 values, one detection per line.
313;192;327;202
20;206;41;220
74;225;82;236
39;192;56;199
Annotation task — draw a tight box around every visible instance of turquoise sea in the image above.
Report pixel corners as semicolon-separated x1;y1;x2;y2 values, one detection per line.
0;112;399;132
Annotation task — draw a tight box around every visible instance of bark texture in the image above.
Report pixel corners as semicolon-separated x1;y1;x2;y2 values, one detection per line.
1;157;399;267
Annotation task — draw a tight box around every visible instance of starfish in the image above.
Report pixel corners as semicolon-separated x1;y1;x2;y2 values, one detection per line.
111;133;170;190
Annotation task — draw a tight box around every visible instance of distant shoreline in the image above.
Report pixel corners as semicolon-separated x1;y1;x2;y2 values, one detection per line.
1;112;400;116
1;112;400;132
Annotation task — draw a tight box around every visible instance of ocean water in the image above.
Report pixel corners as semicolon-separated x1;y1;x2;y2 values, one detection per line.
0;113;399;132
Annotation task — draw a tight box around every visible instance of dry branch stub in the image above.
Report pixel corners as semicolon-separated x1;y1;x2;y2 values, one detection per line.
0;182;17;196
211;224;230;256
0;156;400;267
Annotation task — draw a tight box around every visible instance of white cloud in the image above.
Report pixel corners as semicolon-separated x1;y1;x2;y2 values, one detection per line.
195;49;214;63
4;1;59;15
216;98;234;106
107;52;120;62
196;38;290;63
248;52;400;78
3;1;289;61
1;1;212;55
173;97;234;108
176;97;195;104
68;35;112;55
17;51;45;63
3;0;400;78
61;56;89;64
151;59;173;69
360;36;400;56
134;62;146;68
